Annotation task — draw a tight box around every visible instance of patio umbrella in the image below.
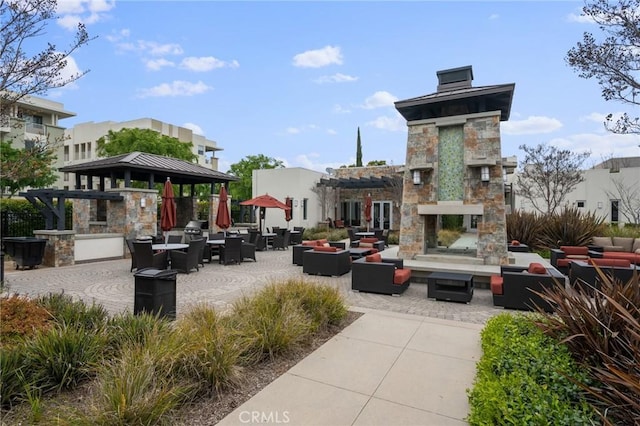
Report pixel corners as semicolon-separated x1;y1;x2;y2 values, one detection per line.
285;197;293;227
215;184;231;236
240;194;291;233
160;177;177;245
364;193;372;231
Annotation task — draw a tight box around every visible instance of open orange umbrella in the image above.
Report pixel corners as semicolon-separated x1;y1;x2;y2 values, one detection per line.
240;194;291;233
160;177;177;244
364;193;372;231
215;184;231;236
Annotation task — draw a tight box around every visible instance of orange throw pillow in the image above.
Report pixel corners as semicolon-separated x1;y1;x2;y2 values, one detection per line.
313;246;338;252
365;253;382;262
527;262;547;274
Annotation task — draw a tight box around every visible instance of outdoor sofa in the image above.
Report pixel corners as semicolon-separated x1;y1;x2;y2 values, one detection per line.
588;236;640;265
292;239;346;266
550;246;590;275
569;257;638;294
490;262;565;312
302;246;351;276
351;253;411;295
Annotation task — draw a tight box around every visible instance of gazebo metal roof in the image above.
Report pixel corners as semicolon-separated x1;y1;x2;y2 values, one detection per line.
318;175;402;189
59;151;238;187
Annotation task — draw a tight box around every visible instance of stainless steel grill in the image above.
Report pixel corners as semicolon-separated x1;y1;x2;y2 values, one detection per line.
184;220;204;241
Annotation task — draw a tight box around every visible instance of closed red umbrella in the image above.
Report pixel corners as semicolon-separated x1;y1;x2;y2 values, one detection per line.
364;193;372;231
160;177;177;244
216;185;231;236
285;197;293;225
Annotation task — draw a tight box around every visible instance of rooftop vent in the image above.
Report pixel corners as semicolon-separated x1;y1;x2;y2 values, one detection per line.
437;65;473;92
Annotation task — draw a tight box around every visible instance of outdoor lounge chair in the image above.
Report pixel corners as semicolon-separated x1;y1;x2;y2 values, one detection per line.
133;241;169;271
350;237;385;252
272;229;290;250
302;246;351;276
351;253;411;295
292;240;346;266
490;263;565;312
550;246;590;275
241;239;257;262
171;238;204;274
569;258;638;295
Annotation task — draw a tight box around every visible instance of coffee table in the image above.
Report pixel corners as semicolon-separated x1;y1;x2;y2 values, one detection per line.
427;271;474;303
349;247;373;259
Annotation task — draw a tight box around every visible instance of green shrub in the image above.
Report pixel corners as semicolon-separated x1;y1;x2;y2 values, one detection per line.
536;271;640;424
600;224;640;238
303;227;348;241
387;230;399;245
1;345;30;408
506;210;544;249
537;207;606;248
24;323;107;392
437;229;460;247
172;304;242;395
230;293;313;365
467;313;596;425
106;311;172;355
36;292;108;331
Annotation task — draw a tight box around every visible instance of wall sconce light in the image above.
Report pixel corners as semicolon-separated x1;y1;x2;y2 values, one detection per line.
140;197;146;208
598;201;603;209
480;166;490;182
294;200;298;207
412;170;421;185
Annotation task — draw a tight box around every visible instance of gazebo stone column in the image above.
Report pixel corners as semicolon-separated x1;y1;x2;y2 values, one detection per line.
107;188;158;240
33;230;75;267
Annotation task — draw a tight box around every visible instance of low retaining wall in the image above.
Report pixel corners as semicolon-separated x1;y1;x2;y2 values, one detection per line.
75;233;124;263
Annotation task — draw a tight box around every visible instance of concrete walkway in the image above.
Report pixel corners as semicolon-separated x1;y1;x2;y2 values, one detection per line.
2;245;522;425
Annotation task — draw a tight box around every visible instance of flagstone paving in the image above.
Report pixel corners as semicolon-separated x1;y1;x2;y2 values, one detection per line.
2;247;502;324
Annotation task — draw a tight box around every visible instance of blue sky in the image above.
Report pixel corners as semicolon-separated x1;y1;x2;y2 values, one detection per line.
47;0;640;173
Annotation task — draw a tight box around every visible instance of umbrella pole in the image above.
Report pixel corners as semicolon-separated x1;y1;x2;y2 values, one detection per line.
164;231;168;245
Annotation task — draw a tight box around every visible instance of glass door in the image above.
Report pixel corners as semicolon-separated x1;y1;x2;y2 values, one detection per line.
373;201;392;229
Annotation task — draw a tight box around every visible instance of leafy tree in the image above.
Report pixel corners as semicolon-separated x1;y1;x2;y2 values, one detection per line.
515;143;590;215
0;140;57;197
0;0;92;195
566;0;640;134
96;128;197;161
367;160;387;166
227;154;284;201
356;127;363;167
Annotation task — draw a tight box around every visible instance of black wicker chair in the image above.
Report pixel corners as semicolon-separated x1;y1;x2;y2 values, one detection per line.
171;238;204;274
569;259;638;295
347;228;360;248
126;238;137;272
132;241;168;270
272;230;290;250
241;239;257;262
351;256;410;295
220;236;242;265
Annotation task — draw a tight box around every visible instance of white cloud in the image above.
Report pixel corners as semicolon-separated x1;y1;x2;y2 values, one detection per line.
106;28;130;42
292;45;343;68
549;132;640;160
314;73;358;84
137;80;212;98
294;154;344;173
180;57;239;72
501;116;563;135
333;104;351;114
366;115;405;132
183;123;204;135
327;129;337;135
145;58;175;71
56;0;115;30
117;40;183;56
361;91;398;109
286;127;301;134
489;13;499;20
567;9;597;24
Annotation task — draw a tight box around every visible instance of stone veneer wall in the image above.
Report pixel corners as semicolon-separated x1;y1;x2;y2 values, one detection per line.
398;111;509;265
333;165;403;230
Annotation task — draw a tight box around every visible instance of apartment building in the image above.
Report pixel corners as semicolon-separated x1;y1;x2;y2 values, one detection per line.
0;95;75;184
61;118;222;190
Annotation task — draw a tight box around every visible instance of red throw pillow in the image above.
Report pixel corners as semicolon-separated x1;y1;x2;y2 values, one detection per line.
490;275;504;295
561;246;588;256
313;246;337;252
302;240;316;246
528;262;547;274
589;258;631;267
361;237;378;243
365;253;382;262
511;240;520;246
393;268;411;285
316;239;329;246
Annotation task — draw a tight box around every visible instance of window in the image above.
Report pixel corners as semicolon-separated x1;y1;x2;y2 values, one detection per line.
576;200;585;208
303;198;308;220
611;200;619;223
198;145;205;156
64;172;69;182
64;146;69;162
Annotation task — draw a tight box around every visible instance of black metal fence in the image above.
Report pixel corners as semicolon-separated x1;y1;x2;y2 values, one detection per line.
1;209;73;237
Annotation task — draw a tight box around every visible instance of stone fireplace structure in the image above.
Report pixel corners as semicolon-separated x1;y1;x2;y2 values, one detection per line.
395;66;515;265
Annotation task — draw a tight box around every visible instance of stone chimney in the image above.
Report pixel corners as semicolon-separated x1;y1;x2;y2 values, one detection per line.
436;65;473;92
